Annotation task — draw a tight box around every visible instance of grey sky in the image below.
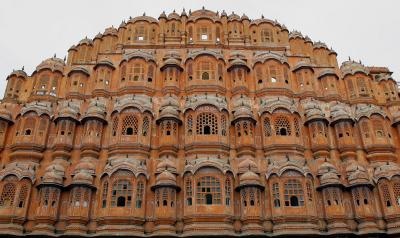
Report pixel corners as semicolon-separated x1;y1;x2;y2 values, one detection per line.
0;0;399;96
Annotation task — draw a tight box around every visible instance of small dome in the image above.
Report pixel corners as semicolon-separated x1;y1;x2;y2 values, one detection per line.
72;171;94;185
103;26;118;36
239;171;261;187
289;30;304;40
302;98;326;124
156;159;177;174
238;158;258;174
168;10;180;20
159;11;167;19
0;104;13;123
330;102;353;124
42;163;65;185
241;14;249;21
7;69;27;80
346;163;370;186
156;170;177;187
340;60;369;77
78;37;93;46
317;161;341;186
228;12;240;21
82;98;107;122
36;56;65;74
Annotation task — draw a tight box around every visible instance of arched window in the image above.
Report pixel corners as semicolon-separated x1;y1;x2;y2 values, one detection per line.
162;189;168;206
260;28;273;43
136;181;144;208
24;117;36;136
128;63;144;81
202;72;209;80
147;65;154;82
225;177;231;206
17;182;29;208
272;183;280;207
347;79;355;97
142;116;149;136
196;113;218;135
284;179;304;207
196;176;221;205
264;117;272;137
197;61;215;80
122;115;138;135
361;120;370;138
187;62;193;81
185;177;193;206
0;183;16;207
111;180;132;207
274;116;291;136
357;77;368;95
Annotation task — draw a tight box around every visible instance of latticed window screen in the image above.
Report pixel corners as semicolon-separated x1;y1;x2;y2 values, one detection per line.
162;189;168;206
17;183;29;208
196;113;218;135
274;116;291;136
111;180;132;207
272;183;280;207
187;115;193;135
185;178;193;206
221;115;227;136
294;118;301;137
380;183;392;207
393;183;400;206
225;178;231;205
264;118;272;137
102;181;108;208
249;189;256;206
196;176;221;205
352;188;361;206
284;179;304;207
72;187;82;207
306;181;313;201
121;115;138;135
136;181;144;208
142;116;149;136
111;116;118;136
241;189;247;206
0;183;16;207
260;28;273;43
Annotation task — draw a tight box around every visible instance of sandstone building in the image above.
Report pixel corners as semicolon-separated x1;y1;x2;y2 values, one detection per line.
1;8;400;237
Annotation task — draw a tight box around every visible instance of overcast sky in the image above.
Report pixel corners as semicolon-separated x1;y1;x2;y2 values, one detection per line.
0;0;399;96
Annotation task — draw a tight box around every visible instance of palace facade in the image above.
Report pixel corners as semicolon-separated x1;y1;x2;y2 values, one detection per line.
1;8;400;237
